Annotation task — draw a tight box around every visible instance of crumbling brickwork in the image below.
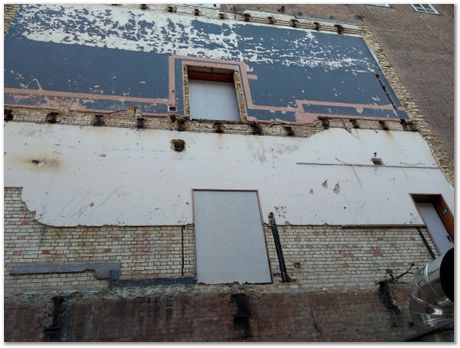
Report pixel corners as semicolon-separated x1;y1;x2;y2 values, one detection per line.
5;185;438;341
5;188;195;295
360;26;454;185
6;187;437;295
5;282;417;342
4;4;18;33
4;106;408;140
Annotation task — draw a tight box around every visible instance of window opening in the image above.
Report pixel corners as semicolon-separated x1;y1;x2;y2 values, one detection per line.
187;66;241;122
411;4;439;14
412;194;454;254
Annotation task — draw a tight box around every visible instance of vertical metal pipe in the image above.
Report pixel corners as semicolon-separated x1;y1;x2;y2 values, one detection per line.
181;225;185;277
268;212;289;283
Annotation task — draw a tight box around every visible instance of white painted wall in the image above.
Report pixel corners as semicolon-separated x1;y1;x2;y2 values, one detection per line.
4;122;453;227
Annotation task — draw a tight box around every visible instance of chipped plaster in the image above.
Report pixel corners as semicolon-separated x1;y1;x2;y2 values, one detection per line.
4;122;453;227
11;4;377;72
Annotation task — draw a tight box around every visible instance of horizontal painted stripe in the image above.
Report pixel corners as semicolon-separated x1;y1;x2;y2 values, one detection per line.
5;88;169;104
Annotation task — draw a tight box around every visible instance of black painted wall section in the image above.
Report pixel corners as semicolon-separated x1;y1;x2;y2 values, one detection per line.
4;4;407;121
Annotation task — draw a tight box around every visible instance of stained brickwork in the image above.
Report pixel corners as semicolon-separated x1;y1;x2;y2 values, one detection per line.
4;106;407;140
4;4;18;33
5;283;417;342
5;185;438;341
5;187;437;295
5;188;195;295
264;225;438;289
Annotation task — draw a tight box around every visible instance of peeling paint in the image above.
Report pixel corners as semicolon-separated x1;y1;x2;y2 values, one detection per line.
5;4;406;120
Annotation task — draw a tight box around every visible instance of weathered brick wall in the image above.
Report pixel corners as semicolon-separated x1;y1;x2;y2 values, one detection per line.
5;187;437;296
5;188;195;295
264;225;438;289
5;181;437;342
4;4;450;342
4;106;407;141
5;283;417;342
4;4;18;33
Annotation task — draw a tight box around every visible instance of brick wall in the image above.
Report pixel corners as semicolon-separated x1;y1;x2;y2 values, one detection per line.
4;4;18;33
4;4;449;341
4;106;407;141
5;187;437;295
5;188;195;295
5;186;437;341
5;282;418;342
264;225;438;289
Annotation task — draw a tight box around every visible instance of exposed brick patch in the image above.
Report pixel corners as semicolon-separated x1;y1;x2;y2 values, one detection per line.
5;187;438;295
4;187;195;294
4;185;439;341
360;25;454;185
263;224;437;289
4;106;408;141
4;4;19;33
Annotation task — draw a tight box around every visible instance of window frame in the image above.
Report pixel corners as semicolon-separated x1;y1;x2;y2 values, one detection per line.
411;4;439;14
183;62;246;122
411;194;454;241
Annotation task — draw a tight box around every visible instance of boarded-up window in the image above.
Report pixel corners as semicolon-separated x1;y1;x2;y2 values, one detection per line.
412;194;454;255
193;190;271;284
415;202;453;254
189;79;240;121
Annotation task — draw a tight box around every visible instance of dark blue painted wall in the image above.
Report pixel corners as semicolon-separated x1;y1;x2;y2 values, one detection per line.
4;5;407;120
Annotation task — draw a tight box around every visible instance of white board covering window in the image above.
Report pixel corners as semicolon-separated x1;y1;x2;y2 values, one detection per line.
193;190;272;284
189;80;241;121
